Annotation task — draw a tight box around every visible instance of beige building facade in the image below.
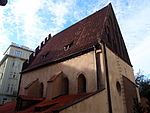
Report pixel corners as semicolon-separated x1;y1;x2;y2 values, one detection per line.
0;43;33;104
15;3;139;113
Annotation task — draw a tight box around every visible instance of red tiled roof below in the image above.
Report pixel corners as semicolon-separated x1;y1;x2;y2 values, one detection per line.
34;93;90;113
0;93;93;113
0;102;16;113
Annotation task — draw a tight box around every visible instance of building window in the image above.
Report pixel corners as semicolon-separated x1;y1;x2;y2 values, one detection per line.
17;62;21;69
78;74;86;93
0;73;3;79
12;61;15;67
13;74;16;78
9;72;15;78
15;50;22;57
40;83;44;98
63;77;69;95
64;41;74;51
10;84;13;93
116;81;121;95
3;62;5;68
2;98;7;104
42;52;49;59
6;84;10;92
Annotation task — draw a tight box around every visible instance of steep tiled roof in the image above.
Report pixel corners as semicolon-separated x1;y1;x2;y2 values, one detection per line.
22;3;132;73
22;4;110;73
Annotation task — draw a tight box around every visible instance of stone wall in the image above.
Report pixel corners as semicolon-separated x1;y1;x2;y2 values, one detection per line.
60;89;108;113
19;51;98;98
106;46;136;113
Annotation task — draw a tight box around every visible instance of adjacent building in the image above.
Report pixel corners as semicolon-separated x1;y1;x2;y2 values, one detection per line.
0;43;33;104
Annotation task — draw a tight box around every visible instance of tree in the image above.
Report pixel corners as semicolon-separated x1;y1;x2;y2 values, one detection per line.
133;70;150;113
135;70;150;101
132;98;145;113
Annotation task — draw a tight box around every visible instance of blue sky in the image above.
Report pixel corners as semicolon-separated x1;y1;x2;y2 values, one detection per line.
0;0;150;76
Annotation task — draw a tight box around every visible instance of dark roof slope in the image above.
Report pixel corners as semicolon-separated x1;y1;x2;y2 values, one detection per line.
22;3;131;73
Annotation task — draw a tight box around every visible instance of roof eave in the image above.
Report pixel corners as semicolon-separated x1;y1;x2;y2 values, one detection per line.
22;43;101;74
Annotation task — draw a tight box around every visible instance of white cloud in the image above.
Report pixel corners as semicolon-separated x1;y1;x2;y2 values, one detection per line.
0;7;11;60
113;0;150;74
129;35;150;74
118;1;150;50
0;0;77;52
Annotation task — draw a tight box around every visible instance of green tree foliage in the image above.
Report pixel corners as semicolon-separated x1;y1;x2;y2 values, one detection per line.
133;98;145;113
135;71;150;101
133;70;150;113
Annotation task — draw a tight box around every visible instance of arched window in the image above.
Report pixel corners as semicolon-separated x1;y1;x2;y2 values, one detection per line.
63;77;69;95
40;82;44;98
78;74;86;93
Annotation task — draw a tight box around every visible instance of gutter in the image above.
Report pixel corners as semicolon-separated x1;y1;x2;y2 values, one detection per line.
22;44;99;74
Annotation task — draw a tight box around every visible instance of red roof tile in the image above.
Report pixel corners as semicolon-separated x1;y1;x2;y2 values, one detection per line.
0;93;93;113
0;102;16;113
32;93;92;113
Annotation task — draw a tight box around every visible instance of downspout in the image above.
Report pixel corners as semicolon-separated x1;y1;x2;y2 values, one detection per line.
16;72;23;111
93;45;100;90
102;42;113;113
17;69;24;97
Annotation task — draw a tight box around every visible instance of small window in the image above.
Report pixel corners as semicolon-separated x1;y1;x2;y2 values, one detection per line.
6;84;10;92
64;41;74;51
42;52;49;59
116;81;121;95
0;73;3;79
3;63;5;68
13;74;16;78
64;45;70;51
12;61;15;67
10;73;12;78
78;74;86;93
9;72;13;78
10;84;13;93
15;50;22;57
63;77;69;95
18;62;21;67
40;83;44;98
